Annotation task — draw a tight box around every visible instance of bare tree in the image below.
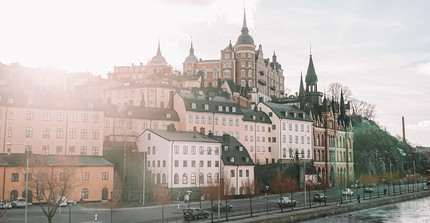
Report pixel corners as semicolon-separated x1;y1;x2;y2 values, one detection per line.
153;184;171;223
27;156;78;223
242;178;260;217
327;82;352;102
220;177;235;221
350;98;376;120
0;207;7;223
201;183;220;223
109;171;123;223
271;172;298;212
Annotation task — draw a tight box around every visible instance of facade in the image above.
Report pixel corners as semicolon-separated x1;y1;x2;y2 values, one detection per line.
137;128;222;190
0;90;104;156
257;101;314;164
0;154;114;202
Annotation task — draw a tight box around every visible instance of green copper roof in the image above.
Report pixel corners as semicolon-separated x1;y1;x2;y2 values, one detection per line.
184;42;198;63
305;55;318;84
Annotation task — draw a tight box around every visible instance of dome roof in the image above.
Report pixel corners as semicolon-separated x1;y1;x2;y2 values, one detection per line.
236;10;255;46
184;42;198;63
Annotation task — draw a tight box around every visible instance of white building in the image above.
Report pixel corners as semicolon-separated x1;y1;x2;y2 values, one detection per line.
257;102;313;163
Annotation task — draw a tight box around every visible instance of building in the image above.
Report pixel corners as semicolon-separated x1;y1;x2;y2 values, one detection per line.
107;41;174;81
0;154;114;202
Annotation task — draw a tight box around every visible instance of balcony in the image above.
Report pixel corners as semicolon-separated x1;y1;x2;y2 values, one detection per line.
270;86;276;90
258;79;266;85
259;71;265;76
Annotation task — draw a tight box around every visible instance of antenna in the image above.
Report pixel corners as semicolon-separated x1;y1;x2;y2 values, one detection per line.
310;42;312;55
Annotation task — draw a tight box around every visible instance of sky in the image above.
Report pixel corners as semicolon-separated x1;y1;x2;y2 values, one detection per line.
1;0;429;146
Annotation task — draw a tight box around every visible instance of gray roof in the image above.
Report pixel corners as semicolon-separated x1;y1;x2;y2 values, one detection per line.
0;154;114;167
241;108;272;124
305;55;318;84
147;129;220;143
212;135;254;166
178;92;242;114
105;106;179;121
260;101;313;122
236;10;255;46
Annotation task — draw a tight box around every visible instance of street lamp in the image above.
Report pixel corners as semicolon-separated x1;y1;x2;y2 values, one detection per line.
265;185;269;215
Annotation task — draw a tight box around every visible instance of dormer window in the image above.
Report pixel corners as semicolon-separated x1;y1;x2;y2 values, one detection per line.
239;146;243;151
225;107;230;112
204;104;209;110
223;145;229;151
127;111;132;116
7;98;13;104
232;107;236;112
229;157;235;162
218;106;223;112
27;99;33;105
166;113;171;118
191;103;196;109
246;157;249;162
88;103;94;108
252;115;256;120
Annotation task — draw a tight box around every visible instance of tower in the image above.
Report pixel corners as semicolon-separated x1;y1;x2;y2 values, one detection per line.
304;54;323;105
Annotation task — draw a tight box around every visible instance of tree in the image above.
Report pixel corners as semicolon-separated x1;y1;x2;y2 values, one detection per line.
242;178;260;217
220;177;235;221
327;82;352;102
350;98;376;120
0;207;7;223
201;183;220;223
27;156;78;223
152;184;171;223
271;172;298;212
109;171;123;223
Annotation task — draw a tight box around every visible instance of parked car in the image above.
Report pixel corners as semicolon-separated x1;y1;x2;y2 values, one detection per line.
426;180;430;186
56;196;67;207
0;200;12;209
11;198;26;208
364;187;374;193
212;202;232;212
313;193;327;202
342;188;353;196
277;196;296;207
183;208;209;220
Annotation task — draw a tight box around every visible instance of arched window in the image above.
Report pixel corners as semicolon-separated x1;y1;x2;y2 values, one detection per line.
317;150;321;161
102;187;108;200
191;173;196;184
289;148;293;158
214;173;219;183
301;149;305;158
241;70;245;77
248;80;252;87
241;80;246;87
174;173;179;184
156;173;161;184
307;149;310;158
82;188;89;199
223;70;231;78
317;134;320;146
322;151;325;161
321;134;325;146
282;148;287;158
248;70;252;78
199;173;204;185
162;174;166;184
182;173;188;184
10;190;18;201
207;173;212;184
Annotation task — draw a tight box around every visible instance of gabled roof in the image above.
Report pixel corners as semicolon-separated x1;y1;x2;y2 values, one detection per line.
0;154;114;167
212;135;254;166
241;108;272;124
260;101;313;122
145;129;220;143
178;92;242;114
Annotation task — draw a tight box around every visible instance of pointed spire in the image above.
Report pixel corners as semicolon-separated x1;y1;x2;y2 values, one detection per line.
190;41;194;55
272;51;277;63
228;40;233;50
340;89;346;120
236;9;254;45
242;9;248;32
305;53;318;92
299;72;305;98
156;39;162;56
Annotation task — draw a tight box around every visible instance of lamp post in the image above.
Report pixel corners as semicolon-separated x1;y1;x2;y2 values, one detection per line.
265;185;269;215
7;143;29;223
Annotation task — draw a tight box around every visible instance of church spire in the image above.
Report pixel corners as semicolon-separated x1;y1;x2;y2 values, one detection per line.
242;9;248;33
305;54;318;92
299;72;305;98
156;39;162;56
236;9;254;45
340;89;346;120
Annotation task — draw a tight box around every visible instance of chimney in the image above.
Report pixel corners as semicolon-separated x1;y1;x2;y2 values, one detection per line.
402;116;406;143
208;131;214;137
193;126;197;138
223;133;230;143
167;123;176;132
200;127;205;135
168;91;174;109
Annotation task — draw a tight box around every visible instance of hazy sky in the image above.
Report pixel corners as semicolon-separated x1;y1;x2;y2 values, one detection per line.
1;0;429;146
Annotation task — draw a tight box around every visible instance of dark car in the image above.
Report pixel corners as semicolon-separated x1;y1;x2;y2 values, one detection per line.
313;193;326;202
183;208;209;220
212;202;232;212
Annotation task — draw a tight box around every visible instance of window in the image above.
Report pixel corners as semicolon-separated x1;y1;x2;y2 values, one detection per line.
69;129;76;139
37;189;44;200
195;115;199;123
199;173;204;184
183;160;187;167
218;106;222;112
92;130;99;139
215;161;219;167
69;146;75;155
239;170;243;177
8;110;13;120
25;127;33;138
104;119;110;128
174;145;179;154
230;170;235;177
191;160;196;167
92;147;99;155
199;146;204;155
222;117;226;125
174;174;179;184
191;103;196;109
81;129;88;139
81;113;88;123
93;114;100;123
43;128;50;138
11;173;19;182
42;146;49;155
207;173;212;183
246;170;249;177
188;115;192;123
214;117;218;125
199;160;204;167
204;104;209;110
182;174;188;184
81;188;89;199
191;173;196;184
56;128;63;138
56;146;62;155
43;112;50;121
174;160;179;167
250;125;253;131
208;116;212;124
82;172;89;180
228;118;233;126
26;111;33;120
80;146;87;155
8;127;12;137
163;160;166;167
295;123;298;131
232;107;236;112
207;147;212;155
60;172;67;181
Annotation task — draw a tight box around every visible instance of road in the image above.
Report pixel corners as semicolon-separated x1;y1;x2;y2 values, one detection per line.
1;182;426;223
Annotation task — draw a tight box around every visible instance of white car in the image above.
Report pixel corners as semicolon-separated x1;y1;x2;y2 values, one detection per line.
342;188;353;196
0;200;12;209
11;198;26;208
